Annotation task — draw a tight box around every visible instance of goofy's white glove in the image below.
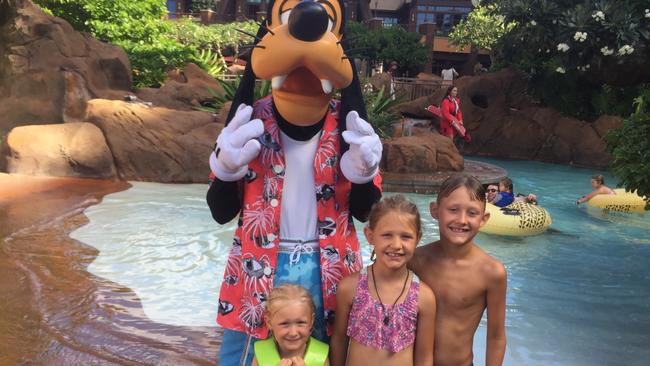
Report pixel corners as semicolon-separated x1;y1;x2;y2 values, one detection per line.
340;111;382;184
209;104;264;181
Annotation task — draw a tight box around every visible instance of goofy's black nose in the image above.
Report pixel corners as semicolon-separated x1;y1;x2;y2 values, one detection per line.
288;1;329;42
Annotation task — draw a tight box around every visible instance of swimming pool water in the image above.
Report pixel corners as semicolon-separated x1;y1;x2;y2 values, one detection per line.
70;158;650;365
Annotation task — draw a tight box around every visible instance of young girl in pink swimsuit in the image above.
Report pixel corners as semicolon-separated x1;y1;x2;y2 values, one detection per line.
330;195;437;366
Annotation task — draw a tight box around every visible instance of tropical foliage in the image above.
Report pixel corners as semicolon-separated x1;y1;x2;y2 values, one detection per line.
605;86;650;208
448;4;515;54
362;83;405;139
344;21;429;74
32;1;258;87
198;78;272;114
480;0;650;120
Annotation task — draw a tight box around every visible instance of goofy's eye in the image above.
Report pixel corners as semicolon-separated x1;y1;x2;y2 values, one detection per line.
326;18;334;32
280;9;292;24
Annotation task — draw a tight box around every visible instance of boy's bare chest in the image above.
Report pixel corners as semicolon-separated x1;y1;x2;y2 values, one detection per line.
423;267;486;310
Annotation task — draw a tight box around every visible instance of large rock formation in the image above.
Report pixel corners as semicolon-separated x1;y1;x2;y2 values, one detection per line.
1;122;116;178
135;63;225;111
84;100;222;182
381;133;463;173
0;0;132;136
398;69;623;168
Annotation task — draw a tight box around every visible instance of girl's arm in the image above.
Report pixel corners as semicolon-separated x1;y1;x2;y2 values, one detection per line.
329;274;357;366
578;189;600;203
414;283;436;366
486;262;507;366
440;99;456;123
252;356;259;366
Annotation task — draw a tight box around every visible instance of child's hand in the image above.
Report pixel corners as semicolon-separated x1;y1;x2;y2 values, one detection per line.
289;357;306;366
278;357;305;366
278;359;294;366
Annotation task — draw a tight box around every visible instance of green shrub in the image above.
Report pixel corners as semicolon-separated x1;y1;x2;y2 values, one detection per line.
345;21;428;74
489;0;650;119
168;19;259;53
605;112;650;209
363;84;404;139
198;78;271;114
121;38;195;88
605;85;650;209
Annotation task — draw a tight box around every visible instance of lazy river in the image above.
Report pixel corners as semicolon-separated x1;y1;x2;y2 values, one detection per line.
69;158;650;365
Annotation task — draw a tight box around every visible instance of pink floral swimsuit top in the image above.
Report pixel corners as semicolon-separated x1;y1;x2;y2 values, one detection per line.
346;267;419;353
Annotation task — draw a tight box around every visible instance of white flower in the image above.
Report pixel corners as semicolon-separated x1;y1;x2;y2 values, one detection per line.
617;45;635;55
592;11;605;22
556;67;566;74
557;43;570;52
530;20;537;26
573;31;587;42
645;9;650;18
577;65;591;72
600;46;614;56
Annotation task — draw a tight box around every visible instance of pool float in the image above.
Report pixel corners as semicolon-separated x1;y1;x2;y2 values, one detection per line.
481;201;552;236
585;189;648;213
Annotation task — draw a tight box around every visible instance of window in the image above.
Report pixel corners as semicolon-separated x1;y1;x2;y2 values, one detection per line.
382;17;399;26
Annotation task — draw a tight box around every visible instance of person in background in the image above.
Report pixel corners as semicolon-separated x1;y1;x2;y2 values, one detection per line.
491;178;515;207
441;64;459;86
491;178;537;206
577;174;615;204
474;62;487;75
486;184;499;203
440;86;470;146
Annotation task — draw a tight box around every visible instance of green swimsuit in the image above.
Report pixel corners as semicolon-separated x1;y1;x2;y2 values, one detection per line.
253;336;329;366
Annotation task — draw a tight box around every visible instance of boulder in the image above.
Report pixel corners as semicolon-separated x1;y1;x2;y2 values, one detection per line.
135;63;225;111
0;0;132;136
85;99;222;182
395;69;619;168
381;133;463;174
1;122;116;178
592;115;623;138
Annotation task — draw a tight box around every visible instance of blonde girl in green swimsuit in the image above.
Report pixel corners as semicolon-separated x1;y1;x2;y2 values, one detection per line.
252;284;329;366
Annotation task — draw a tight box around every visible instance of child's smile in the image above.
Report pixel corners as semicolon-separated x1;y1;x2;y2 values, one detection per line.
364;213;418;269
435;187;489;246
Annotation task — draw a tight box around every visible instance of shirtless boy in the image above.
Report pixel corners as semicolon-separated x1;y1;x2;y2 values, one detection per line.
409;175;507;366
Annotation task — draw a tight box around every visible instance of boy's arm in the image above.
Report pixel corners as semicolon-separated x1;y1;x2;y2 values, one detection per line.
414;283;436;366
251;357;259;366
486;262;507;366
329;275;356;366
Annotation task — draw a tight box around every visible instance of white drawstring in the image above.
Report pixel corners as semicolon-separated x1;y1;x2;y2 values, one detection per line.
290;243;315;266
279;239;319;266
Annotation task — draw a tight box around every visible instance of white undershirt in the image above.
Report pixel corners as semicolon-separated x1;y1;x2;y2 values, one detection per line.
279;130;321;242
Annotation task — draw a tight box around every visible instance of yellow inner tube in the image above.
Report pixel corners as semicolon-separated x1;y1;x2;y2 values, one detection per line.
586;189;648;213
481;201;552;237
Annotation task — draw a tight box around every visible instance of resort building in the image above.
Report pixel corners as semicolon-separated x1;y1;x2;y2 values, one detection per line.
167;0;486;74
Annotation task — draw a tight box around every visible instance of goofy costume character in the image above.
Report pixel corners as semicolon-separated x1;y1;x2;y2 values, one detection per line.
206;1;382;364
